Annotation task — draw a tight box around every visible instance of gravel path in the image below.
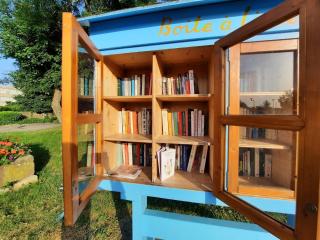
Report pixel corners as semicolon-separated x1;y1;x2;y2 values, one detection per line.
0;123;61;133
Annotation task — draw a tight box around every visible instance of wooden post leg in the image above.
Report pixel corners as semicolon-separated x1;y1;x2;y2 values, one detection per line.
132;195;147;240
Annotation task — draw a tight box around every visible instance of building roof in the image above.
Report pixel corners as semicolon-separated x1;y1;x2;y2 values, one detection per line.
78;0;235;26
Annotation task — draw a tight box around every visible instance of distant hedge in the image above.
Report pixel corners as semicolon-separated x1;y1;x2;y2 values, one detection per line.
0;111;25;125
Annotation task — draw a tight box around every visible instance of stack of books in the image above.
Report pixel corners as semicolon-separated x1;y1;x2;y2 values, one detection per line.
162;69;199;95
119;108;152;135
157;144;208;175
78;77;93;96
117;143;152;167
161;109;208;136
117;74;152;96
239;149;272;178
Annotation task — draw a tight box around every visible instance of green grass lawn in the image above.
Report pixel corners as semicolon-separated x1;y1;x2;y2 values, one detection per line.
0;127;286;239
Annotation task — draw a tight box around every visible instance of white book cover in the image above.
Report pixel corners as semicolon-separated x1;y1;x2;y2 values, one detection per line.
199;145;208;173
128;143;133;165
135;75;138;96
156;147;166;175
189;69;195;94
265;154;272;178
142;74;145;95
160;148;176;181
254;149;260;177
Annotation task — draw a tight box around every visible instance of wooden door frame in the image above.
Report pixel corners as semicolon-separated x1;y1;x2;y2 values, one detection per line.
227;39;299;198
213;0;320;239
62;12;103;226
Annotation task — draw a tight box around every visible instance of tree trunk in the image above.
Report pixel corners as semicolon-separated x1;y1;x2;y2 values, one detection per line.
51;88;62;123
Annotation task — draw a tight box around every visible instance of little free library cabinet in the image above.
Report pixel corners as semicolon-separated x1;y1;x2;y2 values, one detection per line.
61;0;320;239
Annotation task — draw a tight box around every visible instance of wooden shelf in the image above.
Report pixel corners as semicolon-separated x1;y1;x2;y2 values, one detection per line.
156;94;211;102
238;176;294;199
154;170;212;191
104;95;152;102
102;167;212;192
105;133;152;143
239;138;290;150
156;135;211;146
240;91;287;96
102;166;152;185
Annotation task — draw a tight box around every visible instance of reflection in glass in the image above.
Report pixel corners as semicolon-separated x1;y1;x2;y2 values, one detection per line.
78;124;95;194
240;51;297;115
227;126;297;226
78;42;96;114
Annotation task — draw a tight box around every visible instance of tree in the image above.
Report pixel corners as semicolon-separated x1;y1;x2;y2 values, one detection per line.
0;0;156;118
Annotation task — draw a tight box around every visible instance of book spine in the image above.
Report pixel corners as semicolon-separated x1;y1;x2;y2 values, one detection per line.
142;74;145;96
254;149;260;177
124;143;128;165
194;109;198;136
118;111;123;134
136;143;140;165
117;78;122;96
129;111;133;134
135;75;138;96
197;110;202;137
191;111;194;136
131;78;135;96
149;73;152;95
173;112;178;136
189;70;195;94
187;145;197;172
132;143;136;165
162;109;168;135
168;112;172;136
133;111;138;134
265;153;272;177
117;142;123;166
128;143;133;165
182;111;186;136
162;77;167;95
178;111;183;136
199;145;208;173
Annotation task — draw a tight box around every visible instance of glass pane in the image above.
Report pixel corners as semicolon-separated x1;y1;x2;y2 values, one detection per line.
78;42;96;114
240;52;296;115
227;126;297;227
78;124;96;194
226;15;299;116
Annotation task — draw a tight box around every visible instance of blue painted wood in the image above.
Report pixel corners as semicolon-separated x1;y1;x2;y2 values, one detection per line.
74;1;299;238
98;180;295;214
80;0;298;55
98;180;283;240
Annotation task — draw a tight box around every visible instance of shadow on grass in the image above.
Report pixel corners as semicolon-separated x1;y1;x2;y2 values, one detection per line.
59;191;132;239
29;144;50;173
61;203;92;240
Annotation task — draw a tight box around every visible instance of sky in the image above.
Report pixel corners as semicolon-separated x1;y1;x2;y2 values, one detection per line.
0;55;16;84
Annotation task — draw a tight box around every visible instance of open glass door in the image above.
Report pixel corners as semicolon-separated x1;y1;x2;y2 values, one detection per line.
213;0;320;239
62;13;103;226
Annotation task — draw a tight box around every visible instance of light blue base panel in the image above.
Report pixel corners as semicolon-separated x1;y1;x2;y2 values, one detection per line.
98;180;295;240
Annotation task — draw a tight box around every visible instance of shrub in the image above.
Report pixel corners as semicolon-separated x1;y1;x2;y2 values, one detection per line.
0;111;25;125
0;140;32;166
0;102;22;112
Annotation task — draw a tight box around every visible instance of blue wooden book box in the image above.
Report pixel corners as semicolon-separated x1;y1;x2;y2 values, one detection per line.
61;0;320;239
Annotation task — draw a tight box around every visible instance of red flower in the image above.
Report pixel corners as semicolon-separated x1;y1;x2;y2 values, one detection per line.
11;149;17;154
5;142;13;146
18;150;25;155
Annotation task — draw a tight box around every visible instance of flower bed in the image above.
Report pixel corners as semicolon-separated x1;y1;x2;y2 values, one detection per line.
0;140;32;166
0;140;34;188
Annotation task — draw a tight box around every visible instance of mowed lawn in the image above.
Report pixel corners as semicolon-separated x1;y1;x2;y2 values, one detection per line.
0;127;254;240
